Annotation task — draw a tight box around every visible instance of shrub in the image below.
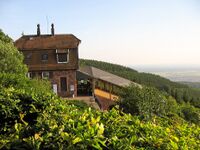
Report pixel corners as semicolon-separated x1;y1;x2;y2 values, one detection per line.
165;96;181;116
0;73;56;134
119;85;167;117
0;75;199;149
180;103;200;124
1;102;200;149
0;73;52;95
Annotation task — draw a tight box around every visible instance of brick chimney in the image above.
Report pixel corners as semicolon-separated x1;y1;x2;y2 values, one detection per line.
51;23;54;36
37;24;40;36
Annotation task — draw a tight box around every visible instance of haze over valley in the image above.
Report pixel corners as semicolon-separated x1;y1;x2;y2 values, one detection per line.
133;65;200;83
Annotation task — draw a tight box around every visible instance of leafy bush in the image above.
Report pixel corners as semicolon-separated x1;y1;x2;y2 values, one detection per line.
66;100;91;110
0;73;52;94
0;75;199;149
164;96;183;119
0;73;55;134
180;103;200;124
1;97;200;149
119;85;167;117
0;73;199;149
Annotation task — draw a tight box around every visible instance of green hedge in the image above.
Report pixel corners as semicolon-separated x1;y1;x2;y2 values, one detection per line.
0;85;199;149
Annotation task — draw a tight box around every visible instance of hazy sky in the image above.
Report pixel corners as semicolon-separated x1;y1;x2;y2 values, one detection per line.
1;0;200;67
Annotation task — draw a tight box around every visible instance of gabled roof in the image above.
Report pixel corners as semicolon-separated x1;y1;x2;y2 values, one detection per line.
78;66;140;87
14;34;81;50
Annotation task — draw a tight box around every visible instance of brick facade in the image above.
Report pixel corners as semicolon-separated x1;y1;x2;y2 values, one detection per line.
51;70;77;97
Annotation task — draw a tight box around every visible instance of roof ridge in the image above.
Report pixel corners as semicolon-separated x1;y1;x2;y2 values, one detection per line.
18;34;81;42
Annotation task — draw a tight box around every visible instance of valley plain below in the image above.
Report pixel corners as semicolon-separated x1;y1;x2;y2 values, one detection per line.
153;70;200;82
133;65;200;83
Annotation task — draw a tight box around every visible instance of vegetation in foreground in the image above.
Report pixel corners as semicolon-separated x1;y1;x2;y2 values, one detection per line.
0;29;200;149
0;74;200;149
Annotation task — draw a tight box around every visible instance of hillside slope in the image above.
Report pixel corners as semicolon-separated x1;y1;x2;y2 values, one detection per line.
80;59;200;108
180;81;200;89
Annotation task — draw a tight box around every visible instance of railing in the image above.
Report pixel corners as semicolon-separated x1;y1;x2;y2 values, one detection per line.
94;89;118;101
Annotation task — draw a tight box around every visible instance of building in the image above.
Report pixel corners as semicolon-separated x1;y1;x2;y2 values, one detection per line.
14;24;81;97
77;66;140;110
14;24;139;110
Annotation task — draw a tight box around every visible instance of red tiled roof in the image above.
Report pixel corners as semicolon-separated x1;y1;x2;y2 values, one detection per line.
14;34;81;50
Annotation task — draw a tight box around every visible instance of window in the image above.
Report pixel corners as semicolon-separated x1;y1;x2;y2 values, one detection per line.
42;72;50;79
56;49;69;63
105;83;110;92
97;80;105;90
27;72;36;79
27;72;32;78
41;53;48;61
60;77;67;92
25;53;32;64
26;53;32;59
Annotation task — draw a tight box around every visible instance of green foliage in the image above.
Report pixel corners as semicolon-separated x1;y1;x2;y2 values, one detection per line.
80;58;138;74
165;96;181;115
0;29;27;74
180;103;200;124
0;29;12;43
118;84;200;124
0;70;198;149
0;73;56;134
1;93;200;149
0;73;199;149
66;100;91;110
119;85;167;117
0;73;52;94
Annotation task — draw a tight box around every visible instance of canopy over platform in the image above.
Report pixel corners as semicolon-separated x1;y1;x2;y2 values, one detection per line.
78;66;140;87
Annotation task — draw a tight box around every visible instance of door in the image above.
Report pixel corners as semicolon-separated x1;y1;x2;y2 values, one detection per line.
60;77;67;92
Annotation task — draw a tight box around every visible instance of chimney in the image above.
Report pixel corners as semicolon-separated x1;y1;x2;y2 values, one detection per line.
37;24;40;36
51;23;54;36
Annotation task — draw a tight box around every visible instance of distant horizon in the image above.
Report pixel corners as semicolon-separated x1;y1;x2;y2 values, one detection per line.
81;57;200;72
131;64;200;70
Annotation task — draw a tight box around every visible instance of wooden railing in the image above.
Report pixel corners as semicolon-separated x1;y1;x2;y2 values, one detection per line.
94;89;118;101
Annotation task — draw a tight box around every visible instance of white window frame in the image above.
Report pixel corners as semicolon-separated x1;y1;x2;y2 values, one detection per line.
27;72;32;78
56;49;69;63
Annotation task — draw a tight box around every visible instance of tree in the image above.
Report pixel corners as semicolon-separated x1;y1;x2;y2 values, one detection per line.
183;90;190;102
175;89;182;103
0;29;27;74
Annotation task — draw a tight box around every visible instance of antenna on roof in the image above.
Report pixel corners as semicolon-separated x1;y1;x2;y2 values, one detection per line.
46;15;49;34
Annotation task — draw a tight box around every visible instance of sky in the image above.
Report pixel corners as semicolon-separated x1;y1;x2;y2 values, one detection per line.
1;0;200;67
